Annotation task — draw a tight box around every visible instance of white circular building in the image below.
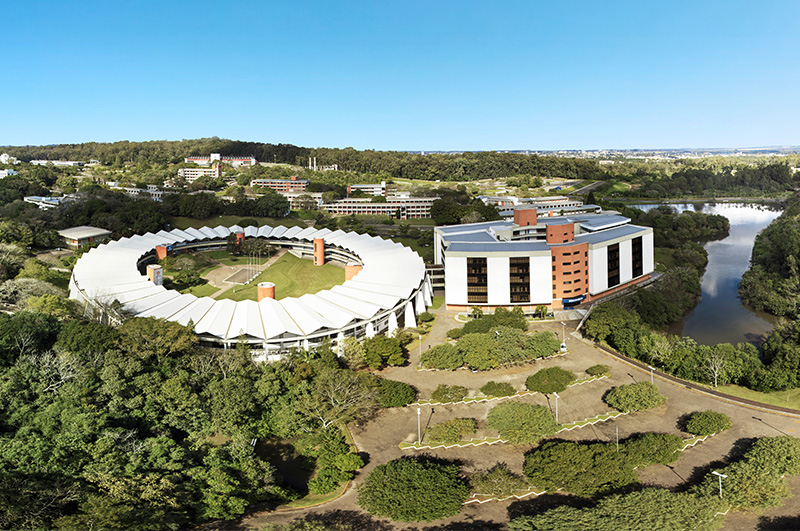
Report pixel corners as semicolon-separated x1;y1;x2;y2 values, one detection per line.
69;224;432;358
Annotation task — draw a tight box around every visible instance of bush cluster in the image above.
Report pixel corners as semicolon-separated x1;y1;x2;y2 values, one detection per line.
487;402;559;444
426;418;478;444
692;436;800;510
470;464;529;498
603;382;666;412
301;428;365;495
480;380;516;397
525;367;575;394
377;378;417;407
419;328;561;371
358;457;469;522
430;384;468;403
586;364;611;376
523;433;683;496
684;410;732;436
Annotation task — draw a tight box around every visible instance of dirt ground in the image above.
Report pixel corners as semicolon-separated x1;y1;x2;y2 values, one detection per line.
208;309;800;531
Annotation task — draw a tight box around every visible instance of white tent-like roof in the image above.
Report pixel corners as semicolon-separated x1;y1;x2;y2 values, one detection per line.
69;224;428;346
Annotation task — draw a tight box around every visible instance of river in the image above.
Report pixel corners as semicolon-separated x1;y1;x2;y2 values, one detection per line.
630;202;782;346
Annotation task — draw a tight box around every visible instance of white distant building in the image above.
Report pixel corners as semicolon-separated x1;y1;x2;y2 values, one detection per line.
0;169;18;178
184;154;257;167
348;181;386;196
31;160;84;167
0;153;19;164
177;166;222;182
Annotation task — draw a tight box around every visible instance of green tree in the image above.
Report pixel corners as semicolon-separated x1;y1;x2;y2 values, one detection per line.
376;378;417;407
362;335;404;368
357;457;469;522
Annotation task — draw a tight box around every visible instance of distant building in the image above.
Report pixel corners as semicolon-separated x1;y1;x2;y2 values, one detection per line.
0;169;18;178
478;195;585;216
57;226;112;248
0;153;19;164
348;181;386;197
434;207;654;312
281;191;324;209
24;196;72;210
30;160;84;167
184;153;257;167
250;176;309;193
177;166;222;182
323;197;437;219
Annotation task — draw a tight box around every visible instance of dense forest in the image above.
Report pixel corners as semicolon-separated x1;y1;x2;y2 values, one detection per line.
0;311;422;529
739;194;800;318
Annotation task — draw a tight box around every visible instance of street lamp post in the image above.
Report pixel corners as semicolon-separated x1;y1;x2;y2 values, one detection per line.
711;471;727;499
416;407;422;445
553;392;560;423
648;365;655;384
560;322;567;351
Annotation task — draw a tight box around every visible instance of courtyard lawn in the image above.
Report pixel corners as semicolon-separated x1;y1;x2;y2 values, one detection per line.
180;283;218;298
215;253;345;301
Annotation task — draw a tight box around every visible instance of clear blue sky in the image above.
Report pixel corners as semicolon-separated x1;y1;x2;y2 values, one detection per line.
4;1;799;151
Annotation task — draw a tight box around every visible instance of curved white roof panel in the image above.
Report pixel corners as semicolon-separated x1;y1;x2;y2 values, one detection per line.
69;224;428;346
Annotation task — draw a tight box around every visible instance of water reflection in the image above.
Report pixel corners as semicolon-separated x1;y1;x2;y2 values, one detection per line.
629;203;781;345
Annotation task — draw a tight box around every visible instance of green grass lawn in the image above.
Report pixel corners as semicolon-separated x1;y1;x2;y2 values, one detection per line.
654;247;677;270
215;253;345;301
180;283;218;298
716;384;800;412
168;215;306;230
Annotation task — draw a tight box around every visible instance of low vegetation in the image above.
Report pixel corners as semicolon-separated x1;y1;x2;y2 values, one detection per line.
525;367;576;394
683;410;732;436
487;402;559;444
426;418;478;445
604;382;666;412
522;433;683;496
357;457;469;522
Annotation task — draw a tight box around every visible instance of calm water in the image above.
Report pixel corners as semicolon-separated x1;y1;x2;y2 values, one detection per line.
630;203;782;345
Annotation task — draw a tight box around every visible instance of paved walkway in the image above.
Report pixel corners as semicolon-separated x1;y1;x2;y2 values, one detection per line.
209;310;800;531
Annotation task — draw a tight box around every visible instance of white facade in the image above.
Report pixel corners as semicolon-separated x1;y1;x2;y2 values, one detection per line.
487;256;511;305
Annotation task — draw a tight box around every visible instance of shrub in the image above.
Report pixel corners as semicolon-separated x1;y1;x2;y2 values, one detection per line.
238;218;258;227
684;410;732;436
431;384;468;403
470;464;529;498
446;328;464;339
426;418;478;444
525;331;562;359
377;379;417;407
487;402;558;444
523;440;637;496
420;344;464;370
744;436;800;476
480;381;516;397
621;432;682;468
525;367;575;394
357;457;469;521
509;488;727;531
458;333;498;370
523;433;682;497
308;467;350;494
604;382;666;412
418;312;435;323
586;364;611;376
